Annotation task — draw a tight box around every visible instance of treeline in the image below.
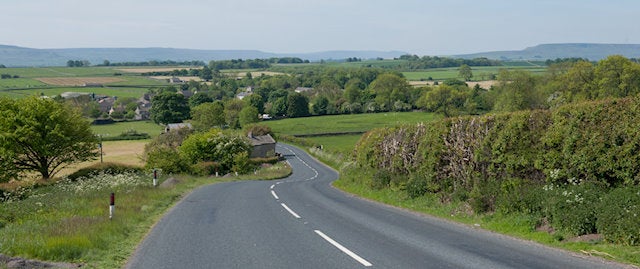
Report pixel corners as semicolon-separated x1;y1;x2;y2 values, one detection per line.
208;57;308;70
395;55;501;69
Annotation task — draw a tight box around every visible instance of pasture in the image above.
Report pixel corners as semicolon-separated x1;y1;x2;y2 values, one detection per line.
264;112;439;136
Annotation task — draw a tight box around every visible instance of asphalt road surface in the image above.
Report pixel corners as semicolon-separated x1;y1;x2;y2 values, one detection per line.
126;144;628;269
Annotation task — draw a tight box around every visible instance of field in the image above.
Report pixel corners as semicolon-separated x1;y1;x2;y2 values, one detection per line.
35;77;125;86
264;112;440;136
402;65;547;81
115;67;203;73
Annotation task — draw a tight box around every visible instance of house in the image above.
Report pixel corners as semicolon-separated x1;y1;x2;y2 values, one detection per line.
169;77;184;84
164;123;193;133
134;106;150;120
295;87;313;93
248;133;276;158
236;91;252;100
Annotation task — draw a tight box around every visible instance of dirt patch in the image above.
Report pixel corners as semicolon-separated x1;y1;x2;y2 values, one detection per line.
0;254;81;269
566;234;603;243
36;77;124;86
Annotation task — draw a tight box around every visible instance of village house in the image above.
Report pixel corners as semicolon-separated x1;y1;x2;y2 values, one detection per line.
164;123;193;133
294;87;313;93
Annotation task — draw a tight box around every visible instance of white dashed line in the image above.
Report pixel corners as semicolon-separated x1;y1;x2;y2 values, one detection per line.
314;230;372;267
280;203;301;219
271;190;279;200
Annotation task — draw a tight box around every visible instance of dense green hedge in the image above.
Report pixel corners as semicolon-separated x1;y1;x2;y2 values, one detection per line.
354;96;640;244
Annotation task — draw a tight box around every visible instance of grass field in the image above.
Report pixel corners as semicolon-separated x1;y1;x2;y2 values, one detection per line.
402;65;548;81
264;112;440;136
0;86;151;99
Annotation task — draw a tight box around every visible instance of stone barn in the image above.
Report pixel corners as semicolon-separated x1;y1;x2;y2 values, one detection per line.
248;133;276;158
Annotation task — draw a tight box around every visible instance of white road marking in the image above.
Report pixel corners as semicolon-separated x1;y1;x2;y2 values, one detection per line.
271;190;279;200
314;230;373;267
280;203;301;219
270;184;275;189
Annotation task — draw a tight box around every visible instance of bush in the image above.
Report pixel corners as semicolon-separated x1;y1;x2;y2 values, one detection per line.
190;161;221;176
495;179;545;216
145;147;188;174
547;182;606;236
101;129;150;141
597;186;640;245
67;162;143;181
370;170;392;190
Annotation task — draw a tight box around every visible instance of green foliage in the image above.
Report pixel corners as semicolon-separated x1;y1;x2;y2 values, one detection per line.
190;101;225;132
596;186;640;245
144;147;188;174
179;129;251;173
67;162;143;181
150;92;190;124
286;92;310;117
0;96;98;179
101;129;150;141
239;106;260;127
546;182;606;236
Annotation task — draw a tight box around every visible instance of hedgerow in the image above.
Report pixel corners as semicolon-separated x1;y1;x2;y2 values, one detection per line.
354;95;640;242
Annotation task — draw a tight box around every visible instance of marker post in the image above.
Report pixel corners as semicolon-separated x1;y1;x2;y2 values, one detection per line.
109;192;115;220
153;169;158;187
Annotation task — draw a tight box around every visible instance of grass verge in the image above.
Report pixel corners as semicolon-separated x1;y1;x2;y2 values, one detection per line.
0;162;291;268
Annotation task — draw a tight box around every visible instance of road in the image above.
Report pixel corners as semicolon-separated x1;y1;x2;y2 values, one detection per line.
126;144;626;269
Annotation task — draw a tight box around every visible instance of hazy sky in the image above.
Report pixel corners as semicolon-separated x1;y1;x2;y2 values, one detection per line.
1;0;638;55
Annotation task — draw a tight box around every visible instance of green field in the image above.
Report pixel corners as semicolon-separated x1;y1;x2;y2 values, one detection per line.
0;67;121;78
403;65;548;81
264;112;440;136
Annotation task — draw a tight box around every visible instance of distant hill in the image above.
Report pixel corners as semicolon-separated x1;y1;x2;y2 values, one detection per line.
0;45;407;67
455;43;640;61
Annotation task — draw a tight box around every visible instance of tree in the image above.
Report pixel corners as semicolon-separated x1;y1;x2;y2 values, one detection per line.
150;92;191;124
418;85;468;117
224;99;245;129
189;92;214;108
287;92;310;117
239;106;260;127
458;64;473;81
312;96;330;115
0;96;98;180
368;73;410;111
200;66;213;81
190;101;225;131
244;94;265;114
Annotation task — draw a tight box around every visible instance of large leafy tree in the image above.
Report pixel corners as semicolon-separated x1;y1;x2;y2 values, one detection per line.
0;96;98;180
150;92;190;124
190;101;225;132
287;92;310;118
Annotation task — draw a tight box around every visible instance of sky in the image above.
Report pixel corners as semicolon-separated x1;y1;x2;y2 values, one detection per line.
1;0;639;56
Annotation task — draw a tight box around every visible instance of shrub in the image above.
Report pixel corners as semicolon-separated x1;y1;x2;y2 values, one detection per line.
101;129;150;141
370;170;392;190
145;147;188;174
67;162;143;181
190;162;221;176
547;182;606;236
596;186;640;245
495;179;545;216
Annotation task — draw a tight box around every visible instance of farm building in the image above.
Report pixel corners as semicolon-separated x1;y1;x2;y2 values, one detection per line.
248;133;276;158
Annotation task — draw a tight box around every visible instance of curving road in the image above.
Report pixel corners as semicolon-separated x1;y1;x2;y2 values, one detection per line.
126;144;627;269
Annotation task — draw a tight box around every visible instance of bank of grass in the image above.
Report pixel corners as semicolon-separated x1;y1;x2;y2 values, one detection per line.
0;161;291;268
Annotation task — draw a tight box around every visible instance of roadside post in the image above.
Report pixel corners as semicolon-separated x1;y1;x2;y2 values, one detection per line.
153;169;158;187
109;192;115;220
